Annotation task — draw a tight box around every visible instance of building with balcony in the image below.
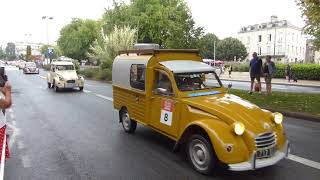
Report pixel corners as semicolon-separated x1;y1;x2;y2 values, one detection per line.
238;16;307;63
15;41;43;56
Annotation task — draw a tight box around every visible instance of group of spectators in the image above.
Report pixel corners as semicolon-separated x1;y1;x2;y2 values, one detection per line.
249;52;276;95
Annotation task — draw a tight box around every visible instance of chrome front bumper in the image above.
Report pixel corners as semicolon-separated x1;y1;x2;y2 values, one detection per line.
228;141;290;171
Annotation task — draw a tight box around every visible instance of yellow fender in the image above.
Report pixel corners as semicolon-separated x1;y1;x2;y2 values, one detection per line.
178;119;251;164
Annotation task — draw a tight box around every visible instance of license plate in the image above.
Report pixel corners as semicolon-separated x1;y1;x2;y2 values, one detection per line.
66;83;75;88
256;146;276;159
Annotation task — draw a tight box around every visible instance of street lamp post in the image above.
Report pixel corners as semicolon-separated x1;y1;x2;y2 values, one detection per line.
41;16;53;45
271;15;278;61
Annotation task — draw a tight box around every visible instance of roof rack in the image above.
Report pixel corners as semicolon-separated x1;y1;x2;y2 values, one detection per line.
118;49;199;55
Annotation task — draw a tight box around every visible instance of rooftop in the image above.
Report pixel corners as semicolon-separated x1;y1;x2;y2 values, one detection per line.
239;16;302;34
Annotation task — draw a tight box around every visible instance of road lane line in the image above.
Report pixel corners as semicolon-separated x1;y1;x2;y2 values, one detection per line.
288;154;320;170
83;90;92;93
6;122;20;148
39;75;46;79
94;94;113;102
21;155;31;168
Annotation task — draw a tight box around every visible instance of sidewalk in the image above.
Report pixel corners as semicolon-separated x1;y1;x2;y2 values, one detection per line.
219;72;320;88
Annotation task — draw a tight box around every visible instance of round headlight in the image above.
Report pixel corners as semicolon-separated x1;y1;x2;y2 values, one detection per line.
233;122;245;135
59;76;64;81
273;112;283;124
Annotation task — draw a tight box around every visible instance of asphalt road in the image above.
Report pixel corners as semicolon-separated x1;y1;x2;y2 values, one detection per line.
221;80;320;93
3;66;320;180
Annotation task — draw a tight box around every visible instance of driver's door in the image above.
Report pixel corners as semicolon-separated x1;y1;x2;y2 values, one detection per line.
149;70;180;138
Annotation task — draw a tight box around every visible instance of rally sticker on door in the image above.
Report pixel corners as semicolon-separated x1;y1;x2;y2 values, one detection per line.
160;99;174;126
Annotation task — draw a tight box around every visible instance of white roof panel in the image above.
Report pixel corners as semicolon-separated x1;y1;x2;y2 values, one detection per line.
160;60;214;73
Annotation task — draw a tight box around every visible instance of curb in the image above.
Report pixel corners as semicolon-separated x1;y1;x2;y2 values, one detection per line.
264;108;320;123
220;78;320;88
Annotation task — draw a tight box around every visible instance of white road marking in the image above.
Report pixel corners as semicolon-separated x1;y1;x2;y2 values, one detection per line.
288;154;320;170
94;94;113;102
21;155;31;168
273;87;288;90
86;84;109;88
39;75;46;79
83;90;92;93
18;142;25;149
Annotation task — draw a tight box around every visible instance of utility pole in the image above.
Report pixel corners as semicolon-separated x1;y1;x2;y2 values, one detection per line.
214;41;216;61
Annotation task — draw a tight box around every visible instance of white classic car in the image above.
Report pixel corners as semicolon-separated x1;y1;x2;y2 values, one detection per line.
47;61;84;92
23;62;39;74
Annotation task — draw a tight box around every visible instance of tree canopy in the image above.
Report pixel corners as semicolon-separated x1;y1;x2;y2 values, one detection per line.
216;37;247;61
5;42;16;60
296;0;320;50
101;0;204;48
198;33;219;59
57;18;99;60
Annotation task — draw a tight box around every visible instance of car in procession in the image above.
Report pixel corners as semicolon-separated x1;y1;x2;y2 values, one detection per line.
112;46;289;175
23;62;39;74
47;61;84;92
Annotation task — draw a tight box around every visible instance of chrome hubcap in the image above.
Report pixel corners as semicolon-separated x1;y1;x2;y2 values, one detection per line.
122;112;130;130
189;139;210;171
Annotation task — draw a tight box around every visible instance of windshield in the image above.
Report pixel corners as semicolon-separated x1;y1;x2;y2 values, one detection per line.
26;63;36;67
56;65;74;71
174;71;222;91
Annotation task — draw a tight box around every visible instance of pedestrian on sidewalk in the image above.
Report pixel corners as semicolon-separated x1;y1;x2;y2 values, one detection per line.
228;65;233;78
0;81;12;163
286;64;292;82
249;52;262;94
263;56;276;95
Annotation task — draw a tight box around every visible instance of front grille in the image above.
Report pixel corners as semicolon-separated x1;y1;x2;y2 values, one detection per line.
255;132;277;149
67;80;75;83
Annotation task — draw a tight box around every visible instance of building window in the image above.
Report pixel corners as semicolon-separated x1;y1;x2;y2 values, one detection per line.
269;34;272;41
292;46;294;55
296;47;298;56
258;35;262;42
267;46;271;54
258;47;262;55
130;64;145;91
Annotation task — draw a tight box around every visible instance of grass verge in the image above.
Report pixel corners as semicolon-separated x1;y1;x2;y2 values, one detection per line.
78;68;112;81
229;89;320;118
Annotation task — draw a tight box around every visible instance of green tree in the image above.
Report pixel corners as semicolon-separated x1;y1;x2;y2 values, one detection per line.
57;18;99;61
5;42;16;60
197;33;219;59
101;0;204;48
88;26;137;68
296;0;320;49
0;47;6;59
216;37;247;61
26;45;32;61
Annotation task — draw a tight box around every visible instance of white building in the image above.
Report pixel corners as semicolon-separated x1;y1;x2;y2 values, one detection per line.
15;41;43;56
238;16;307;63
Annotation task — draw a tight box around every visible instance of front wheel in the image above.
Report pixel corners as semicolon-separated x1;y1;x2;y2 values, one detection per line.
54;83;59;92
48;82;51;88
120;109;137;133
79;87;84;91
187;134;216;175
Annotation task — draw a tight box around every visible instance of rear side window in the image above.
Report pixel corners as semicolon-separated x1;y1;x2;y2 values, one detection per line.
130;64;145;91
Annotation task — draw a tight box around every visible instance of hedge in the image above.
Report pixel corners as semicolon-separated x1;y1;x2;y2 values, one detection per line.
274;64;320;80
227;62;320;80
78;68;112;81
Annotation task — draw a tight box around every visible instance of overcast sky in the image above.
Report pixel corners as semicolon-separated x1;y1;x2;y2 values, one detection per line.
0;0;304;47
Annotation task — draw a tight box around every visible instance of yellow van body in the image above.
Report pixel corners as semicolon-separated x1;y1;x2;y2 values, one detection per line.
112;49;289;174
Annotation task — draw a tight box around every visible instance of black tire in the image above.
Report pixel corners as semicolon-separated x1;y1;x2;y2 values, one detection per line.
48;82;51;88
187;134;216;175
120;109;137;133
79;87;84;91
54;83;59;92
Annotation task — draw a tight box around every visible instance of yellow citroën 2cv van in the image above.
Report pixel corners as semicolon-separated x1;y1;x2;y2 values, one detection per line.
112;45;289;175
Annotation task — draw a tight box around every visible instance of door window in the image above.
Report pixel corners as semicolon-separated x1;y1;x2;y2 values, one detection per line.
130;64;145;91
154;71;173;96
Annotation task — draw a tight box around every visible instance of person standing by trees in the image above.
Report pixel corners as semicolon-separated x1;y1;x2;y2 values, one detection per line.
249;52;262;94
263;56;276;95
286;64;292;82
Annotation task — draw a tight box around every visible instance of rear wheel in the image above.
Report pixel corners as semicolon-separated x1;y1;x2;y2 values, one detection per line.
120;109;137;133
48;82;51;88
54;82;59;92
79;87;84;91
187;134;216;175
